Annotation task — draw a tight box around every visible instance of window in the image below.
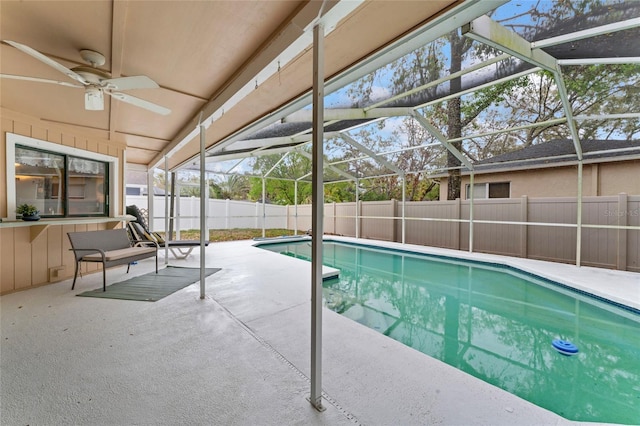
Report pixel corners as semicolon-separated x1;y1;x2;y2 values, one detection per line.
466;182;510;199
6;133;118;220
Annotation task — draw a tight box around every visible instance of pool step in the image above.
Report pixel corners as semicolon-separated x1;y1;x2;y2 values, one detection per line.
322;266;340;281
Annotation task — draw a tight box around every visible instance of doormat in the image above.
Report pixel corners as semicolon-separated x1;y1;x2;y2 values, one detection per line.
77;266;220;301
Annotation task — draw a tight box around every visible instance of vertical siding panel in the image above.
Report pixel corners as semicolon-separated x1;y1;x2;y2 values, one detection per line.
62;133;75;147
86;139;98;153
31;232;48;285
13;121;31;136
47;129;62;144
62;224;76;279
0;228;16;293
98;142;109;155
75;137;88;151
31;125;47;141
0;117;13;217
14;227;32;289
47;225;63;271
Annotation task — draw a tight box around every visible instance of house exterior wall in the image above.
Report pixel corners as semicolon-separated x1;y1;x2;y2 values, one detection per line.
599;161;640;196
438;160;639;199
0;109;127;294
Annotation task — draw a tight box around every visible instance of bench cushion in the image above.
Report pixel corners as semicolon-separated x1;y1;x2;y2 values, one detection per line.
83;247;156;262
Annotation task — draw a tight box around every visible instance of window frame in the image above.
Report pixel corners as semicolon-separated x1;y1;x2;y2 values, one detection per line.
6;133;119;220
466;181;511;199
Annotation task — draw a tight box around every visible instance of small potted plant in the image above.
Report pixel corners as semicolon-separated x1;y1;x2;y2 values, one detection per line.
16;203;40;221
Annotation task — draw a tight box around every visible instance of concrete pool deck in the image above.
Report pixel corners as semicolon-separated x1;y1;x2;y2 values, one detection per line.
1;238;638;425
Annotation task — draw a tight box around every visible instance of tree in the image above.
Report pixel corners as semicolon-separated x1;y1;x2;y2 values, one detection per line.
212;175;250;200
248;151;313;205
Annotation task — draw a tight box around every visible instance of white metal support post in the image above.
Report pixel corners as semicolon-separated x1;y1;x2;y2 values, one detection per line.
262;177;266;238
199;123;207;299
175;182;182;239
309;22;325;412
576;161;583;267
355;178;360;239
469;171;474;252
164;156;169;262
147;168;154;232
294;180;298;235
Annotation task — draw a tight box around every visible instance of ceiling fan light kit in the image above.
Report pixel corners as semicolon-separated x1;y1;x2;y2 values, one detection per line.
2;40;171;115
84;87;104;110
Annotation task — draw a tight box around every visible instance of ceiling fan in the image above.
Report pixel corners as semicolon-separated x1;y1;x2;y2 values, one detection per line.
1;40;171;115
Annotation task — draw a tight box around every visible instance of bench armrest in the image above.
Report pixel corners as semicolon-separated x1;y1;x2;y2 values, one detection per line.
69;247;106;261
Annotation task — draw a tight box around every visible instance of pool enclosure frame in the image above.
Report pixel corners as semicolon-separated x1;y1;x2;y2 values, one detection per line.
141;1;639;411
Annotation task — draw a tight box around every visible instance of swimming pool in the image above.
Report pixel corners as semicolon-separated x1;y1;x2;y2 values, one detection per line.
260;239;640;424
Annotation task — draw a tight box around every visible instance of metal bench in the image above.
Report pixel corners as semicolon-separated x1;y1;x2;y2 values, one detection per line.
67;228;158;291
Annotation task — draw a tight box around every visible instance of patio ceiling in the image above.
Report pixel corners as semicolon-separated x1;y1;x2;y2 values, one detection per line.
0;0;465;170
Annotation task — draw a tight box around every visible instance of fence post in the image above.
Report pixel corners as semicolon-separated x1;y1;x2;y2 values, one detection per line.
225;199;230;230
453;198;460;250
617;192;628;270
520;195;528;258
255;202;260;229
392;199;398;243
356;200;361;239
333;202;337;235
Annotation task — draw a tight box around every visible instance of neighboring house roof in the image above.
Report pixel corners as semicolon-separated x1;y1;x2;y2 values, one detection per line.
435;139;640;177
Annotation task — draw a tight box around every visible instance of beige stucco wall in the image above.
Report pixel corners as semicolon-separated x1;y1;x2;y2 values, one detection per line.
439;160;639;199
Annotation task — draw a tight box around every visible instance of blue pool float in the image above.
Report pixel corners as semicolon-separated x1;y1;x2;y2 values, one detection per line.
552;339;579;355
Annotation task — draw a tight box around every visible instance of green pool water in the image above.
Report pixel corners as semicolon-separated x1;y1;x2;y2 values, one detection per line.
261;240;640;424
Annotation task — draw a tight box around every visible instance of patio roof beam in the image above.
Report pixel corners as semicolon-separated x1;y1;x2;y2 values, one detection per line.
340;133;404;175
574;112;640;121
554;70;583;160
298;149;357;181
558;57;640;66
223;132;340;152
283;107;414;123
531;17;640;49
205;142;310;163
264;152;290;178
364;53;511;111
326;142;443;167
447;117;567;143
415;67;540;110
462;16;582;160
412;112;474;171
225;157;248;174
462;15;557;71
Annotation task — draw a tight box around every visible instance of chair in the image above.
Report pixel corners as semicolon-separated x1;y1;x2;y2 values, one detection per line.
126;205;209;259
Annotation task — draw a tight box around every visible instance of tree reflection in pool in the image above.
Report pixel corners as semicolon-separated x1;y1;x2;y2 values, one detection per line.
261;240;640;424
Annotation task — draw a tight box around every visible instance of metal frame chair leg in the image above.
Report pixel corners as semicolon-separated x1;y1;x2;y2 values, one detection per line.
71;260;80;290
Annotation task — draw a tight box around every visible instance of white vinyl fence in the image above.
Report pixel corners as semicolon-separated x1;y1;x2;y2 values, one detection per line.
126;196;288;232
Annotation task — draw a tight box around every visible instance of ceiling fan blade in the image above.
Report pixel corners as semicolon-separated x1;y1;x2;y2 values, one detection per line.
3;40;89;85
107;91;171;116
101;75;159;91
0;73;83;88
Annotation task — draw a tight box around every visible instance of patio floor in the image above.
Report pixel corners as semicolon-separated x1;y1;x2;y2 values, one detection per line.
1;238;638;425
